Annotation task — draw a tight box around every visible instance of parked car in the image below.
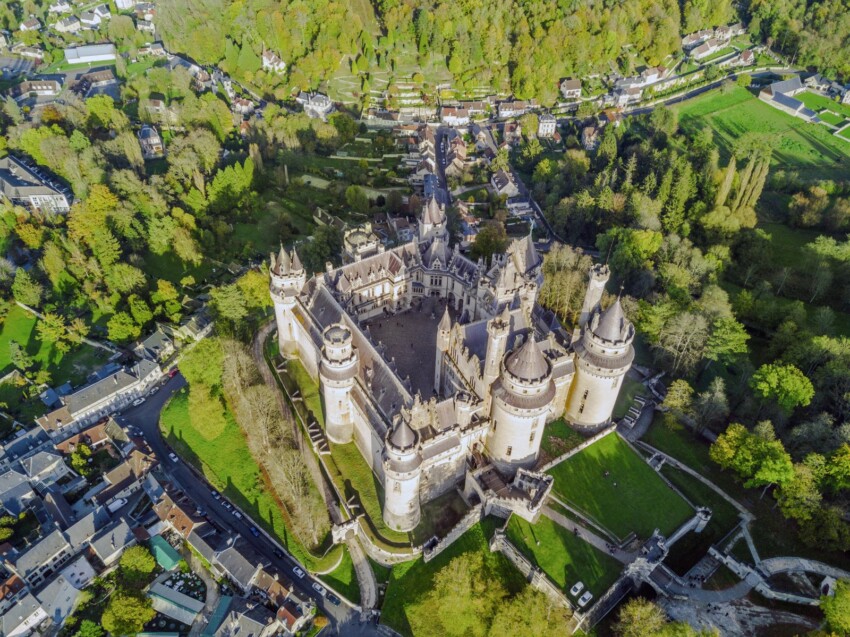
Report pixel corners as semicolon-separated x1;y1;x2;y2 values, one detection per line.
232;510;243;520
273;548;285;559
570;581;584;597
169;368;178;378
292;566;306;579
312;582;327;596
148;387;159;396
249;526;260;537
132;397;145;407
107;497;127;513
327;593;341;606
578;591;593;607
168;452;179;462
210;489;220;499
222;501;233;510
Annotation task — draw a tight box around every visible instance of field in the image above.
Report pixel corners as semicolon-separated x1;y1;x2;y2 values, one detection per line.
0;305;109;384
381;518;526;637
539;418;585;463
506;514;622;598
675;86;850;181
322;546;361;603
797;91;850;119
613;376;646;419
547;433;692;539
159;388;339;571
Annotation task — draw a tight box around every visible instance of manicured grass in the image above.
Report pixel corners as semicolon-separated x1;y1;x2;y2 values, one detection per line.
381;518;526;637
159;388;339;571
613;376;645;419
539;418;585;463
0;305;109;384
675;86;850;181
322;546;360;603
547;433;692;539
840;127;850;141
817;111;847;127
506;514;622;598
797;91;850;119
758;222;822;268
698;47;736;64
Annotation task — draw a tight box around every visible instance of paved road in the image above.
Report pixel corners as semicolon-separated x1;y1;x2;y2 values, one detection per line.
119;373;387;637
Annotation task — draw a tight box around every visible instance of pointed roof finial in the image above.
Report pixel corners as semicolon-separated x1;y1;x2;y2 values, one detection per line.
438;306;451;333
291;248;303;273
277;244;290;275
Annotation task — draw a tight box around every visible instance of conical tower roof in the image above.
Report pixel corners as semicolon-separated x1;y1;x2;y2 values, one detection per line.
505;336;549;381
422;195;445;226
388;418;417;451
274;245;291;275
594;299;626;342
290;248;303;272
438;307;451;333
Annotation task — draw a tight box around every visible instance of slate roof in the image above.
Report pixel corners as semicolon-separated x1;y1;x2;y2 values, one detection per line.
1;593;44;636
21;451;63;479
35;574;81;625
65;508;111;552
214;543;260;589
13;529;70;579
594;299;627;342
89;518;135;563
504;337;550;382
0;470;34;516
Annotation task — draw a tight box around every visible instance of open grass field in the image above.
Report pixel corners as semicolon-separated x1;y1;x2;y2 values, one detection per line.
0;305;109;385
840;127;850;141
797;91;850;119
381;518;526;637
322;546;360;603
506;514;622;598
547;433;692;539
675;86;850;181
160;388;339;571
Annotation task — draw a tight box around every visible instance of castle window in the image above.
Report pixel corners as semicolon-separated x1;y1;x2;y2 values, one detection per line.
612;378;618;388
506;446;512;457
578;402;585;414
582;389;589;399
393;482;400;493
529;432;535;443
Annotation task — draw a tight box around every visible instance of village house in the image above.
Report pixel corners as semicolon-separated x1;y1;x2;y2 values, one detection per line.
115;0;135;9
133;327;175;363
48;0;72;14
0;470;36;516
1;593;46;637
537;112;557;138
681;28;713;50
261;50;286;73
497;99;534;119
440;106;470;127
491;168;520;197
79;11;102;28
614;86;642;107
581;125;601;151
295;92;333;119
138;125;164;159
0;156;72;213
7;81;62;103
136;19;155;34
559;78;582;100
138;42;167;57
54;16;82;33
20;451;72;489
91;449;156;509
64;44;117;65
691;38;724;61
93;4;112;20
19;18;42;32
135;2;156;21
3;529;74;588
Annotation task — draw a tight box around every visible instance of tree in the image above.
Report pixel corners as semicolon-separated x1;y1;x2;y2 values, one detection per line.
101;593;155;636
822;580;850;634
694;377;729;432
211;283;249;323
662;379;694;423
344;185;369;214
750;363;815;413
470;223;508;264
613;598;666;637
179;337;224;388
107;312;142;343
12;269;43;307
776;462;822;522
9;341;34;371
119;545;156;583
73;620;104;637
705;317;749;366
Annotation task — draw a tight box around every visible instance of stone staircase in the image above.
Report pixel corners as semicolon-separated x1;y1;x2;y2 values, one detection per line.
620;394;648;429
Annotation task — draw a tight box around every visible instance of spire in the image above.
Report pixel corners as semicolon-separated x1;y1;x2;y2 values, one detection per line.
593;299;626;342
276;244;291;275
422;195;445;226
290;248;303;272
388;418;417;451
505;336;549;381
438;307;451;333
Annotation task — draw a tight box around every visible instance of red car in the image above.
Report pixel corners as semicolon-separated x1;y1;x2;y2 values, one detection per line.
169;368;178;378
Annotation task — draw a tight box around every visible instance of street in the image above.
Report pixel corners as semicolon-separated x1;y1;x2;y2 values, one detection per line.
119;372;386;636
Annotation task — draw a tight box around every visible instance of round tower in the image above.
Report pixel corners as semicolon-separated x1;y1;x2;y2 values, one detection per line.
269;246;306;356
578;264;610;329
487;336;555;475
482;306;511;389
382;417;422;532
565;298;635;432
319;324;358;444
434;307;451;394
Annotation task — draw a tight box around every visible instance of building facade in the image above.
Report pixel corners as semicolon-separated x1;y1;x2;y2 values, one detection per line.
269;198;633;531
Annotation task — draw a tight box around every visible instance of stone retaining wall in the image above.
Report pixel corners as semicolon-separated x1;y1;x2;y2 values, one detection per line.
537;425;616;473
423;503;484;562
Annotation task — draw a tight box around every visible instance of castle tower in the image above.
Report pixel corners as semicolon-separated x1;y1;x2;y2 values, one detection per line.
418;195;447;242
319;324;359;444
482;306;511;390
565;298;635;432
578;264;610;329
270;246;307;356
382;415;422;532
487;336;555;475
434;307;451;394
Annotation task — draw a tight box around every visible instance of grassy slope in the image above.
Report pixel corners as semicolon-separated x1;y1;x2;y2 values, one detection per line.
159;388;339;571
547;433;692;539
322;546;361;603
506;514;622;598
0;305;109;383
797;91;850;119
675;86;850;181
381;518;525;637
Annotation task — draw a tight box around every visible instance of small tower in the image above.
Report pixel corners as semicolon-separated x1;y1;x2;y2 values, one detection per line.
418;195;447;242
382;415;422;532
565;298;635;432
578;264;610;329
482;306;511;390
434;307;451;394
269;246;306;357
319;324;358;444
487;336;554;475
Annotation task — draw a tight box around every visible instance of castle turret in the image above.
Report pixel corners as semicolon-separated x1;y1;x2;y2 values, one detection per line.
482;306;511;390
382;415;422;532
487;335;555;475
578;264;610;329
269;246;306;356
434;307;451;394
565;298;635;432
319;324;358;444
418;195;447;241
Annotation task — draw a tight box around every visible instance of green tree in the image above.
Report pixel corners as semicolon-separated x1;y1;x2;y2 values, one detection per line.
12;269;43;307
119;545;156;583
705;317;749;366
9;340;34;371
613;598;666;637
822;579;850;634
179;337;224;388
470;223;509;264
101;593;155;636
211;284;248;323
73;620;103;637
345;185;369;214
107;312;142;343
750;363;815;413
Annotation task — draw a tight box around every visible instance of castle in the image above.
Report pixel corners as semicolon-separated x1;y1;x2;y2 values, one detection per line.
269;196;634;532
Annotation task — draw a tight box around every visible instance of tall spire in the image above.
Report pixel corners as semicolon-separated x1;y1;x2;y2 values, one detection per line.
276;244;291;275
438;306;451;333
290;248;303;272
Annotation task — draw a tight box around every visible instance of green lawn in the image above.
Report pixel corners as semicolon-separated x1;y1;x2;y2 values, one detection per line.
547;433;692;539
381;518;526;637
797;91;850;119
0;305;109;385
817;111;847;127
613;376;645;419
159;388;339;571
675;86;850;181
539;418;585;463
322;546;360;603
698;47;736;64
840;127;850;141
506;514;622;598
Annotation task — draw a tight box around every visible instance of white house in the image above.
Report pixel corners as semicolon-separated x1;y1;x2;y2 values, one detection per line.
261;50;286;73
19;18;42;32
137;19;155;34
64;44;117;65
491;169;520;197
54;16;82;34
93;4;112;20
79;12;101;28
115;0;135;9
440;106;470;127
48;1;72;14
559;78;582;100
537;112;557;138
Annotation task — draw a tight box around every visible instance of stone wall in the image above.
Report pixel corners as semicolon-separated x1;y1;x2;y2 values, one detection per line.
423;502;484;562
578;575;636;631
537;425;616;473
